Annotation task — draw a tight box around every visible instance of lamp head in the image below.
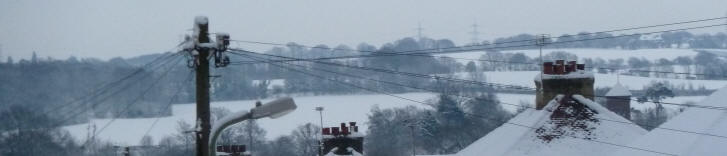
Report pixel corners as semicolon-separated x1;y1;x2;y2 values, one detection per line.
251;97;297;119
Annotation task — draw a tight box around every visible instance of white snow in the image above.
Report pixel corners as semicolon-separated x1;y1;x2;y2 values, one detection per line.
534;70;594;82
455;95;647;156
573;95;625;120
611;87;727;156
478;71;727;90
324;147;363;156
64;93;437;146
605;83;631;97
61;92;707;147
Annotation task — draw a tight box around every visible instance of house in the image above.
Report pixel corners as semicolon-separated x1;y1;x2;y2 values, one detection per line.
451;60;647;156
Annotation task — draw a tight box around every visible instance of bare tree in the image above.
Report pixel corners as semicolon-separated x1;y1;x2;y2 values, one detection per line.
292;123;320;156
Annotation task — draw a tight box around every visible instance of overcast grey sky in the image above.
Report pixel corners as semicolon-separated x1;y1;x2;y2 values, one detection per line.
1;0;726;60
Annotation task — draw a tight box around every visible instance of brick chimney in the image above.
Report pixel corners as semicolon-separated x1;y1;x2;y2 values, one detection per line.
605;83;632;119
535;60;594;109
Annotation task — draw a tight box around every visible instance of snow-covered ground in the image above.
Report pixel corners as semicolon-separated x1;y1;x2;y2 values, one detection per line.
697;49;727;57
473;71;727;90
438;48;699;64
64;93;436;146
63;92;706;146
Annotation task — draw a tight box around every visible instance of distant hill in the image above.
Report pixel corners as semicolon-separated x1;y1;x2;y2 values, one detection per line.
124;52;168;66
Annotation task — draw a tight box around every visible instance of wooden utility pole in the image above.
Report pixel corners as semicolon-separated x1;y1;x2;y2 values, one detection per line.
183;16;230;156
194;16;212;156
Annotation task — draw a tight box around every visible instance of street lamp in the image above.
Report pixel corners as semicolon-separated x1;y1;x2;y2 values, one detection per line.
209;97;297;156
314;106;324;156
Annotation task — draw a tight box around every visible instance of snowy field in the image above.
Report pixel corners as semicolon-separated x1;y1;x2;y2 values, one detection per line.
439;48;699;64
63;92;707;146
64;93;437;146
472;71;727;90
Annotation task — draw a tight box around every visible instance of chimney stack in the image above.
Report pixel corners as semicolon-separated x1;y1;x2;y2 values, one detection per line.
535;60;594;109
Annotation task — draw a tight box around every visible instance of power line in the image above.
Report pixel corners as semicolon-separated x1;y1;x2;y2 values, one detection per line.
237;52;677;156
94;56;183;136
229;47;727;79
142;70;194;138
54;54;183;127
227;24;727;78
233;15;727;59
42;52;180;116
239;22;724;61
229;49;727;111
80;56;183;148
227;16;727;64
234;51;727;140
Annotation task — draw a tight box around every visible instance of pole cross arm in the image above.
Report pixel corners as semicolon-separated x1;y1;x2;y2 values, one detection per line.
209;97;297;156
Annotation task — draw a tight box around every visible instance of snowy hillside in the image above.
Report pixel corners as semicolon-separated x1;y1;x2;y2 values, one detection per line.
439;48;700;64
468;71;727;90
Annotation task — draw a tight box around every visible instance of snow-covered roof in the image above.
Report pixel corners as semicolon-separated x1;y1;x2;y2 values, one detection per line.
324;148;363;156
455;95;646;156
534;71;594;82
605;83;631;97
611;87;727;156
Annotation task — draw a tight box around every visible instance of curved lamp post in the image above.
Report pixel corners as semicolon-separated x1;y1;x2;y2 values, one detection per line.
209;97;297;156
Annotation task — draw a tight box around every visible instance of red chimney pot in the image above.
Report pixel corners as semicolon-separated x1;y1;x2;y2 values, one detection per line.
342;126;349;135
332;127;340;136
322;127;331;135
543;62;554;74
